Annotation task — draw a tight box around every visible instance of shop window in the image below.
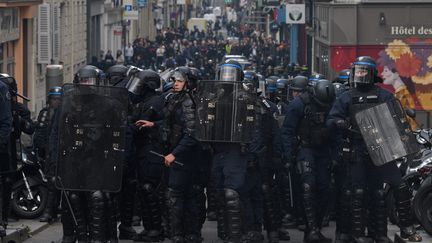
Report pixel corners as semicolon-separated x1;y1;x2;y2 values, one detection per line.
0;43;3;73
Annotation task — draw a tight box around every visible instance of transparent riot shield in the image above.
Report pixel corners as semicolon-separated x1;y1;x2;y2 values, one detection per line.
55;84;128;192
354;99;419;166
196;80;256;143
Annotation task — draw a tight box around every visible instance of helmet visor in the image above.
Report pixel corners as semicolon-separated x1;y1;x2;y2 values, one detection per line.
351;65;374;85
79;77;97;85
220;66;240;81
126;76;145;95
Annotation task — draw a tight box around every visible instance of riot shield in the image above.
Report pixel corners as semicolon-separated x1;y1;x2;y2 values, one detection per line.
55;84;128;192
196;80;256;143
354;99;419;166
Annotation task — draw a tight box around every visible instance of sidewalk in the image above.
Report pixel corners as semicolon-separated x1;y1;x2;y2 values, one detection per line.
2;219;49;243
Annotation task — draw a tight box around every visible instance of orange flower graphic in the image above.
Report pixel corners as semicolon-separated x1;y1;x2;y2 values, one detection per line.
395;53;421;78
385;40;411;60
428;55;432;68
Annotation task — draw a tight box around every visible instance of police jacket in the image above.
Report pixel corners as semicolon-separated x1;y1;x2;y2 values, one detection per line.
248;97;282;159
34;107;55;154
130;93;165;157
326;86;394;150
0;81;12;152
12;102;35;137
163;91;198;157
281;92;332;159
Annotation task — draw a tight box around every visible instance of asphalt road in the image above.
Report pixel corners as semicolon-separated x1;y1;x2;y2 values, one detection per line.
23;219;432;243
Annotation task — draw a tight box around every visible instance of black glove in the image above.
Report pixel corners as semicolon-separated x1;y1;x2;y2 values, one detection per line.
335;119;349;130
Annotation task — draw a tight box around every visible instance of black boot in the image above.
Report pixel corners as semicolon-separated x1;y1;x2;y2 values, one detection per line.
118;178;138;240
167;188;185;241
206;186;217;221
0;178;7;237
40;180;58;222
224;188;242;243
369;189;393;243
335;189;353;243
216;189;227;241
89;191;106;242
61;194;76;243
184;185;204;240
262;183;282;243
302;183;330;243
104;193;118;242
351;188;373;243
394;183;422;242
135;183;163;242
70;192;88;242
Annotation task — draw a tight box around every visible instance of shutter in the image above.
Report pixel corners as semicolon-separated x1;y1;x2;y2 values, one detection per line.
52;4;61;61
38;3;51;64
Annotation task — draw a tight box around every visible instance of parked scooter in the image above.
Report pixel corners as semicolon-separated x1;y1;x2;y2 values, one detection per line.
10;147;48;219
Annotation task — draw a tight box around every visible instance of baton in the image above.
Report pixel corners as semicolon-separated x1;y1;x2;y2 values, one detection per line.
288;171;294;208
149;150;184;166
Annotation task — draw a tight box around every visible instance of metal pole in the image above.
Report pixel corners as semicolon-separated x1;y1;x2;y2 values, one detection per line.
290;24;298;64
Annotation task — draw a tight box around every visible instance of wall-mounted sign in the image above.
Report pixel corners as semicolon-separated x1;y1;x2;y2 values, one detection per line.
390;26;432;36
286;4;305;24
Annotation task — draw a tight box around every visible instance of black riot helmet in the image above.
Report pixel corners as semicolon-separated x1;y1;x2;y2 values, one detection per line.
265;78;277;97
0;73;17;93
276;79;288;101
290;75;309;92
350;56;377;88
312;79;336;105
217;59;244;81
174;66;199;91
73;65;103;85
334;69;350;85
126;69;161;96
243;71;259;88
106;64;128;86
48;86;62;99
308;73;325;87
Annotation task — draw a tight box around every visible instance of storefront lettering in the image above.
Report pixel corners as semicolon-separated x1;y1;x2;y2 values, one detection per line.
391;26;432;36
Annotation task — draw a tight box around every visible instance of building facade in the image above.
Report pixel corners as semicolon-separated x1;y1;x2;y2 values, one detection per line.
312;0;432;124
0;0;42;109
32;0;87;113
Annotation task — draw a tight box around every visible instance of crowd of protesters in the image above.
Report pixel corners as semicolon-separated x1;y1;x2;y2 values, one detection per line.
91;24;310;79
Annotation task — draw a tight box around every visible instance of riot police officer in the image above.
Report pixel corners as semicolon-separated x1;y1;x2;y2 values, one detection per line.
0;76;12;237
288;75;309;102
327;56;421;243
56;65;108;243
282;79;336;243
137;68;201;243
126;69;165;242
210;60;249;243
106;64;128;86
36;86;62;223
333;69;350;86
0;73;34;226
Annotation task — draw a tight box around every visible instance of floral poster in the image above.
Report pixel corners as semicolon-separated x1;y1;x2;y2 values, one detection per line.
378;39;432;110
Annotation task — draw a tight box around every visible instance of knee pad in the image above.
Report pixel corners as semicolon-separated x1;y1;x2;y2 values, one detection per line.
261;183;272;194
192;184;203;193
302;183;313;193
353;187;365;198
224;188;240;207
69;193;80;203
142;183;155;194
394;181;411;201
91;190;104;202
374;183;390;200
298;160;314;175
